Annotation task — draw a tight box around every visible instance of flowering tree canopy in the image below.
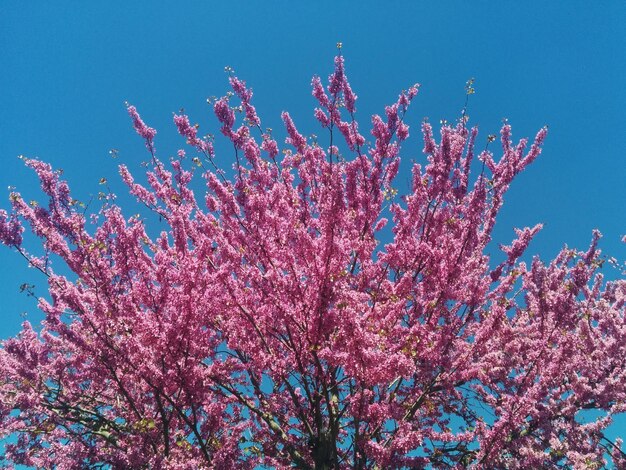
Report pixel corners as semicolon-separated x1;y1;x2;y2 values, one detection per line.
1;54;625;469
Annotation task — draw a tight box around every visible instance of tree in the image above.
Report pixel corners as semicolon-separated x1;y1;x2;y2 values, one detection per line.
0;53;624;469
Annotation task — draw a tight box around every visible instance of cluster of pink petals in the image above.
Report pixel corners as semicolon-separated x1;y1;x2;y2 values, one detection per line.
173;113;214;155
127;105;156;153
0;55;624;469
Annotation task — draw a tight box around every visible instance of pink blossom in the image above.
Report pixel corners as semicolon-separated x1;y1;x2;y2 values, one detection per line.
229;76;260;127
213;97;235;136
173;113;214;155
311;75;330;108
281;111;306;152
126;104;156;151
0;209;23;246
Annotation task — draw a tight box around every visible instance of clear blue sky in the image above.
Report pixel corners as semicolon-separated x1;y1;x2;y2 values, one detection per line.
1;0;625;455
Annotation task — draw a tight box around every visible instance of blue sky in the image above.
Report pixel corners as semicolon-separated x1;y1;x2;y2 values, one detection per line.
1;0;625;457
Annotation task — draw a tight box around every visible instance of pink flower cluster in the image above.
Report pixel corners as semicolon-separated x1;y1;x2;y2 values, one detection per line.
127;104;156;153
